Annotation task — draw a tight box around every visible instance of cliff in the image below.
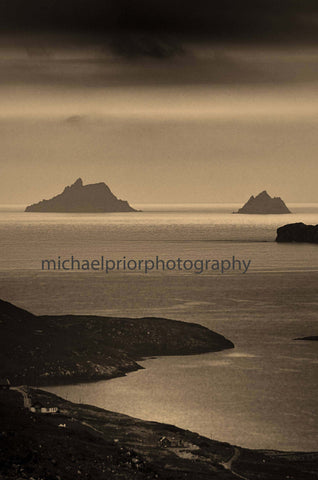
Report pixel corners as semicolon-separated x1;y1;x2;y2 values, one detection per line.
236;190;291;214
0;299;234;386
276;223;318;243
25;178;138;212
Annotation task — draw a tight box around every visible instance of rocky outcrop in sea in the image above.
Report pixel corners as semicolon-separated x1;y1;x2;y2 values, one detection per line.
276;222;318;243
25;178;138;213
236;190;291;214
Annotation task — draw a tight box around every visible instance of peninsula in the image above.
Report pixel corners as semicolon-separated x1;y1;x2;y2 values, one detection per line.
25;178;138;213
0;298;234;386
235;190;291;214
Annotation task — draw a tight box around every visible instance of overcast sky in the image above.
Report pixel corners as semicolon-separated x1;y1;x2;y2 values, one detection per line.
1;0;317;43
0;1;318;203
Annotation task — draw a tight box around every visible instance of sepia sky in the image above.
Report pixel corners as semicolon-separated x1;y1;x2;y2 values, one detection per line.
0;1;318;203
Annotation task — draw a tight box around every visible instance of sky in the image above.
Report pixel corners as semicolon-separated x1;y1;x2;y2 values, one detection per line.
0;1;318;204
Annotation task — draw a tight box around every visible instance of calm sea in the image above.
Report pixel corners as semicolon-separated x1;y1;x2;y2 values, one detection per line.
1;203;317;451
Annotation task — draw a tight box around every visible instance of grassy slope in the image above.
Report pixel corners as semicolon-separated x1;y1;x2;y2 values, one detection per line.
1;389;317;480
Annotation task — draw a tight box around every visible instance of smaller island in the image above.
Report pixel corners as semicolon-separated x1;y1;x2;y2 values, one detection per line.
276;223;318;243
25;178;138;213
235;190;291;214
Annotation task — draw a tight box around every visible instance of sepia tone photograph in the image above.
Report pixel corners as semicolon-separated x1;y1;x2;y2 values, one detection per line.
0;1;318;479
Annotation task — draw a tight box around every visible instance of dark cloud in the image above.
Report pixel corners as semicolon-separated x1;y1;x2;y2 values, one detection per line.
0;0;317;44
109;34;184;59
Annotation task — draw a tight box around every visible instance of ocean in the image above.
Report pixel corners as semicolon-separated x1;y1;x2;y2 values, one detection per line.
1;203;317;451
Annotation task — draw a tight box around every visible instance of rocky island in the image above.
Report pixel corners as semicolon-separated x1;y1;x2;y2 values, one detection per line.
276;223;318;243
25;178;138;213
0;298;234;386
235;190;291;214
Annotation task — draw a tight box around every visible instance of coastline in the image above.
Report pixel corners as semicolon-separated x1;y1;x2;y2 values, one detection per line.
1;298;318;478
1;385;317;480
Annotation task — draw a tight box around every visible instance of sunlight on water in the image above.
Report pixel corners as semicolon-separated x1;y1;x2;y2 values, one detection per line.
0;203;318;272
1;203;317;451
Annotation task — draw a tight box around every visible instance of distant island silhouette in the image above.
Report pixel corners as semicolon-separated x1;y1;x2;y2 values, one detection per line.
25;178;138;213
235;190;291;214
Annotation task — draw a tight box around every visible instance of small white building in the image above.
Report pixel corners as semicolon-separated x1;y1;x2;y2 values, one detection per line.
40;406;59;414
30;402;59;414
